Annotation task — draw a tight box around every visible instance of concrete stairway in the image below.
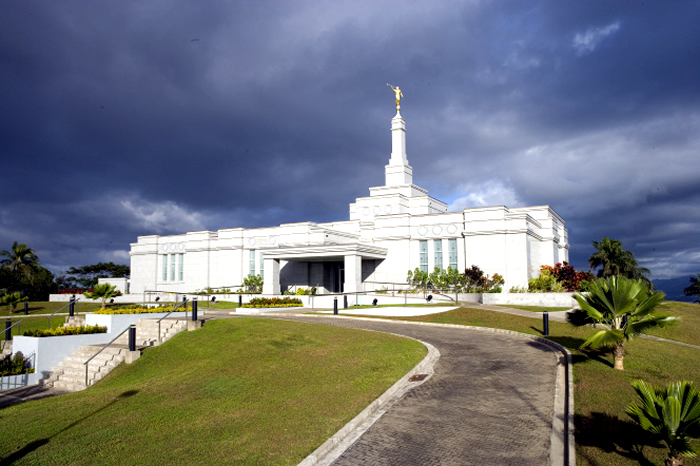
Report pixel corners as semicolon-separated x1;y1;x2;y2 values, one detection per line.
113;317;188;347
48;317;188;392
52;345;129;392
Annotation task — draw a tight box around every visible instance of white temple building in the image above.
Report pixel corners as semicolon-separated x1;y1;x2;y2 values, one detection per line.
129;109;568;295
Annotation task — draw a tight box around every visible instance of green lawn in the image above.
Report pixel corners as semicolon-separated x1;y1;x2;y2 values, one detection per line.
352;304;700;465
644;301;700;346
198;300;241;310
0;301;104;317
0;318;426;465
3;315;72;340
496;305;572;313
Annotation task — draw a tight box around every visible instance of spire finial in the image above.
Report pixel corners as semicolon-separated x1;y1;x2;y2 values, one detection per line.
387;83;403;111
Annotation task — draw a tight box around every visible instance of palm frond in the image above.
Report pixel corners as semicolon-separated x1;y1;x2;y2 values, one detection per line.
581;329;624;349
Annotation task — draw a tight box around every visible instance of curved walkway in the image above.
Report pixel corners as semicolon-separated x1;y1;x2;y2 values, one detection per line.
245;314;570;466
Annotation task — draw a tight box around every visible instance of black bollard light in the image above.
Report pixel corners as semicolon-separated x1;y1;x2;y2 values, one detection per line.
343;295;348;309
69;296;75;317
5;319;11;341
128;324;136;352
543;311;550;336
24;301;28;315
239;294;242;307
192;298;198;321
333;297;338;315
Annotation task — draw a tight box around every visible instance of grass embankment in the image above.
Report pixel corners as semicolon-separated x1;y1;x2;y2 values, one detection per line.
496;305;571;313
0;301;103;318
357;303;700;466
0;318;426;466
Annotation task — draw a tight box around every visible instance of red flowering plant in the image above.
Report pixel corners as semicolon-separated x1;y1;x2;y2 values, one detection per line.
541;262;595;292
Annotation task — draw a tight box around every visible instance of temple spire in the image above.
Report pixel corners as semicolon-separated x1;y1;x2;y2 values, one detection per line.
385;110;412;186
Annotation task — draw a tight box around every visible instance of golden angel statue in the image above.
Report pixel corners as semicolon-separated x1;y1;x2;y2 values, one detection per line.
387;84;403;110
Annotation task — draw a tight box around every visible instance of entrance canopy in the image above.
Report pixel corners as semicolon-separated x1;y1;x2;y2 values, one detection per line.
263;243;388;261
261;243;387;295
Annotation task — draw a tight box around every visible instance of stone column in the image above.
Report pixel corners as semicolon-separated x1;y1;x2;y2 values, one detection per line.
262;258;280;295
344;254;362;294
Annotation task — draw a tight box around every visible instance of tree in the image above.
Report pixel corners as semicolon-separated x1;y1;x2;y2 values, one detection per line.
574;276;677;370
407;268;431;291
0;242;40;281
589;237;653;288
243;274;263;293
1;291;28;314
60;262;130;290
684;274;700;304
626;379;700;466
83;283;122;309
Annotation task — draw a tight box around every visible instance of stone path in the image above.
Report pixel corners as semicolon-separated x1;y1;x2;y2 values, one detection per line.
249;314;563;466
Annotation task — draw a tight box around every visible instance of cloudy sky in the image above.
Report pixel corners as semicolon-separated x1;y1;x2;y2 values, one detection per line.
1;0;699;281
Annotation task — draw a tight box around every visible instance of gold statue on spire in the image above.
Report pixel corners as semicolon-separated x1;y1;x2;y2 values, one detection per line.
387;84;403;110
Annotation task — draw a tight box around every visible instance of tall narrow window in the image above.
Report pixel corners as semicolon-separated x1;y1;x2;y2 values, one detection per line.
178;254;184;281
419;240;428;273
249;250;256;276
170;254;176;281
434;240;443;270
162;255;168;281
448;239;458;270
259;252;264;277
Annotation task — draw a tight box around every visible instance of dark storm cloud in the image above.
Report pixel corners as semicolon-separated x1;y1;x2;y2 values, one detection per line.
1;0;699;280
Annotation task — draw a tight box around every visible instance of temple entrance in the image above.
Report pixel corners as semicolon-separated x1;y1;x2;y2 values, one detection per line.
337;265;345;293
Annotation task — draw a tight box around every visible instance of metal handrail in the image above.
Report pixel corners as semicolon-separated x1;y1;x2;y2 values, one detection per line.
156;299;188;345
47;298;79;329
83;324;132;387
4;319;23;339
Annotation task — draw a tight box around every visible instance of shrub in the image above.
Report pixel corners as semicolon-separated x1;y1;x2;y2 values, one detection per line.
0;352;35;376
541;262;595;292
23;325;107;337
528;269;566;292
242;297;303;308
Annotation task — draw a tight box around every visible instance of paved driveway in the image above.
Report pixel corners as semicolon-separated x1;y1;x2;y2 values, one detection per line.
255;315;562;466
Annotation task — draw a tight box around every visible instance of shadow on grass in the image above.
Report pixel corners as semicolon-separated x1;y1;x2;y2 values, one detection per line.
575;412;660;466
529;331;615;369
1;389;138;464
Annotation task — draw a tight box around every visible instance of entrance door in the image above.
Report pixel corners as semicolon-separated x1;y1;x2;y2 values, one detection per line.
338;266;345;293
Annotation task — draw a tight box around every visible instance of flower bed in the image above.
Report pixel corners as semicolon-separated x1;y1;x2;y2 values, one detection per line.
23;325;107;337
94;305;180;315
242;297;303;308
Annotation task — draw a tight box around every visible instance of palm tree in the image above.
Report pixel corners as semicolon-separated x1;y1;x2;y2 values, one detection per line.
83;283;121;309
589;237;653;288
574;276;677;370
1;291;28;314
626;379;700;466
0;241;40;281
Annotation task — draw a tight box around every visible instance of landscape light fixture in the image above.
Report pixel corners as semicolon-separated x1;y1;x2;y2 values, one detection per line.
155;297;160;302
110;298;114;303
372;298;378;306
211;296;216;302
427;295;433;303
